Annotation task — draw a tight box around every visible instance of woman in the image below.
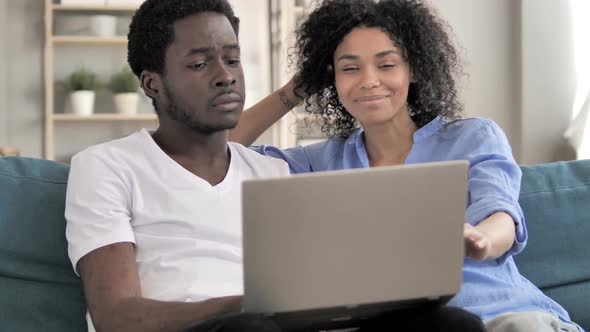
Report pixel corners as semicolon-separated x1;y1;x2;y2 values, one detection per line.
230;0;582;331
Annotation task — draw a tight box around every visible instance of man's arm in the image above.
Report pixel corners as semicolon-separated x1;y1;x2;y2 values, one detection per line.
79;242;241;332
229;78;303;146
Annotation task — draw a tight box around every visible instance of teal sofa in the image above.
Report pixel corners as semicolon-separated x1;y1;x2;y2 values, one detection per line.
1;157;589;331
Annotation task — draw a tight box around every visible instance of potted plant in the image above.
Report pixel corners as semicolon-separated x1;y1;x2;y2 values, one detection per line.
109;66;140;115
64;68;98;116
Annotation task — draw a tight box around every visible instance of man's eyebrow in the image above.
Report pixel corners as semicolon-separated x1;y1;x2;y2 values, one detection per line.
223;44;240;51
185;44;240;57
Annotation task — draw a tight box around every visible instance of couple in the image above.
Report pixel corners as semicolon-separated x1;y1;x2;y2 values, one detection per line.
64;0;581;331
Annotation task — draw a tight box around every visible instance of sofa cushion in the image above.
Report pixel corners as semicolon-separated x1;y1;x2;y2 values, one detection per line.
516;160;590;329
0;157;86;332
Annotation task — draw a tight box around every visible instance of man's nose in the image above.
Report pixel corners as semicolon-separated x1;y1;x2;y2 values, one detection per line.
213;64;236;88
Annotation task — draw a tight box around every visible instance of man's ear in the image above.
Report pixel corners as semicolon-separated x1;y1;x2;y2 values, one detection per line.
140;70;161;100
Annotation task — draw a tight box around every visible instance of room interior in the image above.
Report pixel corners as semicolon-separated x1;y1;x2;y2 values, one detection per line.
0;0;588;165
1;1;589;330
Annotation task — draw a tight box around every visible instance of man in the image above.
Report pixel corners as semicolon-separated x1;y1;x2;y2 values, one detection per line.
65;1;485;331
66;1;288;331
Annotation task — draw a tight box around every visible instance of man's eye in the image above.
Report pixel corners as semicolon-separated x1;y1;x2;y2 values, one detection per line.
188;63;206;70
227;59;240;67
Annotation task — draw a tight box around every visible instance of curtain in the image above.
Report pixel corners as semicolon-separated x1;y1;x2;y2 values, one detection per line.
564;0;590;159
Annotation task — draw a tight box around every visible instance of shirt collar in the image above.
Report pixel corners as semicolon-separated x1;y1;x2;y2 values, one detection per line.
348;116;446;167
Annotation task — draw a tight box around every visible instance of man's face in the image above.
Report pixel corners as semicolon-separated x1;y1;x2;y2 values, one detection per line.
160;12;245;133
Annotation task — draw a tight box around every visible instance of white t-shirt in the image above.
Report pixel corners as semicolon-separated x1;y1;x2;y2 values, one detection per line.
65;129;289;330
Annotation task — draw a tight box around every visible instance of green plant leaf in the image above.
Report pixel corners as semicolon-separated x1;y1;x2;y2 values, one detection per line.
64;67;98;91
110;66;140;93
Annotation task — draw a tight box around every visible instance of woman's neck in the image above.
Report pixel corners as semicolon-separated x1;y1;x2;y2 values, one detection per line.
362;112;417;167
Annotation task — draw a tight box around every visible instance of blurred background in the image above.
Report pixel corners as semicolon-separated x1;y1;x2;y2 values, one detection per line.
0;0;588;165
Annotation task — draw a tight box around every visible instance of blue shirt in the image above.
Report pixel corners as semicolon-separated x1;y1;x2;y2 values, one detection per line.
252;117;574;324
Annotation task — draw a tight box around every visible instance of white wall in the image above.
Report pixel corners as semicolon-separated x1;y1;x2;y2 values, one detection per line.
432;0;578;164
0;0;44;157
521;0;577;164
429;0;522;160
0;0;581;163
0;0;6;147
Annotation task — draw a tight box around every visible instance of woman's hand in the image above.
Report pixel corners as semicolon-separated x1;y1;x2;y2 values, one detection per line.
464;223;492;260
463;212;516;261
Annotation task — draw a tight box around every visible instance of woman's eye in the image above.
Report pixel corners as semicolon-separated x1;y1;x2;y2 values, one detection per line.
380;64;396;69
342;67;358;72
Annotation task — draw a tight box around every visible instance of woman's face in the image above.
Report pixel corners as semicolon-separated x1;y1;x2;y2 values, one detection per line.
333;27;412;127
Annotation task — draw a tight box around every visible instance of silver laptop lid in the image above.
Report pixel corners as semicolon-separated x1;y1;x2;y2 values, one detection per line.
242;160;469;314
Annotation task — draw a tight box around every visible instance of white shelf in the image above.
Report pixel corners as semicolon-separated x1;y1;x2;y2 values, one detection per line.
52;4;138;13
44;0;147;160
53;113;157;122
52;36;127;45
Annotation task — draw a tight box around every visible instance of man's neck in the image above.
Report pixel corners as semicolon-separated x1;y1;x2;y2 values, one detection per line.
152;118;231;186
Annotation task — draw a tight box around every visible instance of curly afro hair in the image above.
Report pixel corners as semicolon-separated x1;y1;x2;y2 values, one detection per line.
128;0;239;78
293;0;463;139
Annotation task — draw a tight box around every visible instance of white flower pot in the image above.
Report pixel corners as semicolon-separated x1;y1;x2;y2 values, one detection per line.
114;93;139;115
105;0;144;6
60;0;105;5
70;90;95;116
89;15;117;37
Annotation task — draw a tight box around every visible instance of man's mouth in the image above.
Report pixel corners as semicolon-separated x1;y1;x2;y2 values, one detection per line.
212;93;243;111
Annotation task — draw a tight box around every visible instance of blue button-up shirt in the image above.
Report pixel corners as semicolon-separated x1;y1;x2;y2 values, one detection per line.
252;116;575;325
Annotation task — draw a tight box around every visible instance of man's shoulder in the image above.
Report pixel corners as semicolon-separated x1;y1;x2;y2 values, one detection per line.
71;130;148;166
229;142;290;176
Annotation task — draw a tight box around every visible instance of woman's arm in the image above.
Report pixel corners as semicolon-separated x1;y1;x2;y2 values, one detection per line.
229;78;303;146
461;120;526;261
464;212;516;260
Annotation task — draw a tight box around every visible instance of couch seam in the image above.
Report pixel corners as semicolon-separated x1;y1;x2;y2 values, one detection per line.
540;277;590;291
520;183;590;196
0;173;67;185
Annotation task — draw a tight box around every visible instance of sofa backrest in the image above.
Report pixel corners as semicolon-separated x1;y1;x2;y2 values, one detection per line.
0;157;86;332
516;160;590;330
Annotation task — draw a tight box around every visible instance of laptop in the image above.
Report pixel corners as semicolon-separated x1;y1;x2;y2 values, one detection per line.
241;160;469;330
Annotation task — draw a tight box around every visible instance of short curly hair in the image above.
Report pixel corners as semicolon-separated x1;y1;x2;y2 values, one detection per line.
293;0;463;139
128;0;239;78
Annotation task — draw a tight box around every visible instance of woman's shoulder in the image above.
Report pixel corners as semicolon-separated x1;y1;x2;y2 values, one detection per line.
437;117;513;157
445;117;501;131
443;117;507;140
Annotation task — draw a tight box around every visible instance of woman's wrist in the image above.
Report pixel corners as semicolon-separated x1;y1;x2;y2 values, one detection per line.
277;79;304;112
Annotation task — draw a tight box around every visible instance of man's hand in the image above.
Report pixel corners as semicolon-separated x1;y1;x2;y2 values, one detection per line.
464;223;492;260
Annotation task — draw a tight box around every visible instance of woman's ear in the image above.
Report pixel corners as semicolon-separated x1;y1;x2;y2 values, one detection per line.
140;70;161;100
